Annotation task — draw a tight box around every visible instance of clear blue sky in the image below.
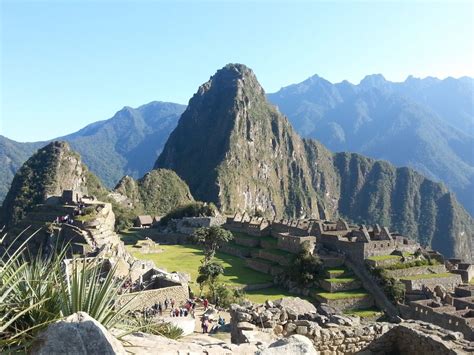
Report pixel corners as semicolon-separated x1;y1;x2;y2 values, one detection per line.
1;0;473;142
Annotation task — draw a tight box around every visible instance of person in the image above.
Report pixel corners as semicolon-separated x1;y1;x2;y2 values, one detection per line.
175;308;179;317
171;298;175;309
218;316;225;327
203;298;209;310
164;298;169;309
179;308;183;317
158;302;163;315
184;309;188;317
201;318;208;334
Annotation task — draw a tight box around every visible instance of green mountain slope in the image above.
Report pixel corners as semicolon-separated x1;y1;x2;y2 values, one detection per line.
0;141;105;227
113;168;194;216
155;64;473;261
267;75;474;216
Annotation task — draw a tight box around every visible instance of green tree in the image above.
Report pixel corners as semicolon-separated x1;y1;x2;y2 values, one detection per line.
197;262;224;300
286;241;322;286
191;226;233;265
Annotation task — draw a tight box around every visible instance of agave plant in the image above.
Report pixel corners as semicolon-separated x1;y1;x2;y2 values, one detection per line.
0;230;132;351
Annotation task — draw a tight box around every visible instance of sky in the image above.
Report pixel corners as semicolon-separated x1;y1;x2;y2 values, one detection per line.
1;0;473;142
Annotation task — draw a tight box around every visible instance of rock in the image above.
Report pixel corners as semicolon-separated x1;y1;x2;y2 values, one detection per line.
274;324;284;335
31;312;126;355
236;311;253;322
257;335;318;355
324;322;340;328
296;325;308;335
285;322;297;334
265;300;274;308
237;322;256;330
273;297;317;315
445;331;464;340
280;309;288;322
318;303;339;317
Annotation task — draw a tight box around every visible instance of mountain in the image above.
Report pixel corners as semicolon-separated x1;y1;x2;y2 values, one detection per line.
0;101;185;203
267;75;474;216
0;136;44;203
113;168;194;216
0;141;105;227
155;63;473;261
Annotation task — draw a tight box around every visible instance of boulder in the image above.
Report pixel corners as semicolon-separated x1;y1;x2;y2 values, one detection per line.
318;303;339;317
274;297;317;315
257;334;318;355
31;312;126;355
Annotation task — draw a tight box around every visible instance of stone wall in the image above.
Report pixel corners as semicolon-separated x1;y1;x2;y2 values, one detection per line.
400;300;474;341
234;235;260;248
220;243;252;258
258;249;291;266
319;279;362;293
384;264;447;278
313;294;374;311
277;234;315;254
175;216;225;235
401;274;463;292
230;299;472;354
119;285;189;311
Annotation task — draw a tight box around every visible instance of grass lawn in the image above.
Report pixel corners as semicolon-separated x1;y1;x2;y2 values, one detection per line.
367;255;401;261
324;277;357;283
343;307;382;318
315;289;369;300
245;287;313;304
400;272;453;280
126;243;273;293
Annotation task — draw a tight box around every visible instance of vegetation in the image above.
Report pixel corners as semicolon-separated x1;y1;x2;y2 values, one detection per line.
382;258;440;270
125;243;273;296
191;226;234;265
367;255;401;262
400;272;453;280
197;261;224;299
160;201;218;225
315;289;369;300
285;241;322;287
0;237;134;351
383;278;406;303
343;307;382;318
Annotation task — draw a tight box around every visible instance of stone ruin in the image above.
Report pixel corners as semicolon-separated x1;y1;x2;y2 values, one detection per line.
230;298;473;354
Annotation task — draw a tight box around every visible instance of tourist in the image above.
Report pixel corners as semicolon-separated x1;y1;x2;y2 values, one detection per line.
171;298;175;309
201;318;208;334
164;298;169;309
184;309;188;317
203;298;209;310
174;308;179;317
158;302;163;315
179;308;183;317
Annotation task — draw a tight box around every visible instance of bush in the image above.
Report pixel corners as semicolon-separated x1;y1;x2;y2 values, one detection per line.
207;283;246;308
160;202;218;225
285;241;322;287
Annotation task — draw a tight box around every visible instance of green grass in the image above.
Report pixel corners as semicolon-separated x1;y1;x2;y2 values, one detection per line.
470;278;474;285
245;287;313;304
263;248;289;257
400;272;453;280
367;255;401;261
343;307;382;318
126;243;273;293
315;289;369;300
324;277;357;283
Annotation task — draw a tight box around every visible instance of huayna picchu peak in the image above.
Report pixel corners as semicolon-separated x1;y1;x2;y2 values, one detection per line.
155;63;473;261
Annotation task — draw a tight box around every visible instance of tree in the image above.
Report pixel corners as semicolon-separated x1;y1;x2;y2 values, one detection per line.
197;262;224;300
286;241;322;286
191;226;233;265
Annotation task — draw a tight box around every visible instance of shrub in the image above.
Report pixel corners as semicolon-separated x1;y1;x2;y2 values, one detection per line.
285;242;322;287
160;202;218;225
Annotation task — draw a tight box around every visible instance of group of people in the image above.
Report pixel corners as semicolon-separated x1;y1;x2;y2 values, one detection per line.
201;315;225;334
55;214;74;225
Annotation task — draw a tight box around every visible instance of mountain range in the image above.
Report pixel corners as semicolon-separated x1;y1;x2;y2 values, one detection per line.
1;64;473;262
0;73;472;218
154;64;473;261
268;74;474;216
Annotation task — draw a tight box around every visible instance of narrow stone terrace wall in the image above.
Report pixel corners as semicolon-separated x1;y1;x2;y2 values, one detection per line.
119;285;189;311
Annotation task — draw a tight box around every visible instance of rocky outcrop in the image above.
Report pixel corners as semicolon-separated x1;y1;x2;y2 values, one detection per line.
155;63;473;260
31;312;126;355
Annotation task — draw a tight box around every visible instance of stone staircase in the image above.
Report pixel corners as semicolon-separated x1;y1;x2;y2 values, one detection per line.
345;256;399;317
